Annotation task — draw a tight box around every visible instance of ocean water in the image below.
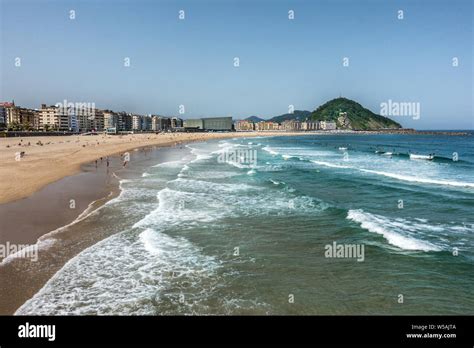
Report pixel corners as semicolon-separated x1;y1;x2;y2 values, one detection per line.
16;133;474;315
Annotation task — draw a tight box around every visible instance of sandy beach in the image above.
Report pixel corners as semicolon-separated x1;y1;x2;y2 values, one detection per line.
0;131;310;314
1;131;473;316
0;144;189;314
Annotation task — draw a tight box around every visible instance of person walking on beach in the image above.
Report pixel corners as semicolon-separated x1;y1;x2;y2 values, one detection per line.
106;157;110;167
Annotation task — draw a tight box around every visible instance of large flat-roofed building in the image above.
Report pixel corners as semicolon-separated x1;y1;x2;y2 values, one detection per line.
183;118;203;129
202;117;233;131
183;117;232;131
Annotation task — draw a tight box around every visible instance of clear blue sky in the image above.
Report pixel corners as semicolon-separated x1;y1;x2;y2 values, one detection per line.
1;0;472;129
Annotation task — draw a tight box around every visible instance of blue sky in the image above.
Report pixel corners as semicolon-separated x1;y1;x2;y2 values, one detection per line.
1;0;472;129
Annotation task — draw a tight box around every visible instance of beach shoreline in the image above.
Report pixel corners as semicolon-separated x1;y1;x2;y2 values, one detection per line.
0;131;319;205
0;131;313;314
1;130;469;205
0;143;196;314
1;130;472;315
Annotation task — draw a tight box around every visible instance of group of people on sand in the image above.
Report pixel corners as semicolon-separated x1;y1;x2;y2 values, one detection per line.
94;154;129;169
94;156;110;168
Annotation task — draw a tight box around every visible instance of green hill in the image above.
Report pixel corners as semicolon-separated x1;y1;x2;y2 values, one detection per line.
269;110;311;123
310;98;402;130
244;116;265;122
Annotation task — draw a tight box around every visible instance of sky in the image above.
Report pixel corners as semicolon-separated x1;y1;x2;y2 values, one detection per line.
0;0;472;129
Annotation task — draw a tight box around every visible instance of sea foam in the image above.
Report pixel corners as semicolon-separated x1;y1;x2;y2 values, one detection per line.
347;209;443;252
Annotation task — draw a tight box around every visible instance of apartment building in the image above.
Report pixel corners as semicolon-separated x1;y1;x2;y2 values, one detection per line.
141;115;152;131
319;120;337;130
132;114;142;131
114;112;132;131
281;120;302;131
1;102;39;129
235;120;255;131
91;109;105;131
103;111;118;130
38;104;70;131
255;121;280;131
151;116;171;131
301;120;319;131
0;103;7;129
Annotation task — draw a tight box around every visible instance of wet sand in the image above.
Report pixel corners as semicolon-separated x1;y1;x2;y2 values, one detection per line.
0;144;189;315
0;161;119;248
0;132;318;315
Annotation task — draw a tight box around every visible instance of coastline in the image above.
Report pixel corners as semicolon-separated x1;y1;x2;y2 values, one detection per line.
0;160;121;249
1;130;471;315
0;131;310;314
0;143;193;314
1;130;469;205
0;131;316;205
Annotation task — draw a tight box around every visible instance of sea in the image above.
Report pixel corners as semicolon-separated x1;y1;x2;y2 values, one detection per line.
16;132;474;315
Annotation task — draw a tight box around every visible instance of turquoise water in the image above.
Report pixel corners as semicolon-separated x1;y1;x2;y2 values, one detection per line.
16;133;474;315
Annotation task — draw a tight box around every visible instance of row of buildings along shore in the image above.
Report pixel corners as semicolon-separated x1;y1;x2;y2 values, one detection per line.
0;100;340;134
0;101;234;133
234;118;337;131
